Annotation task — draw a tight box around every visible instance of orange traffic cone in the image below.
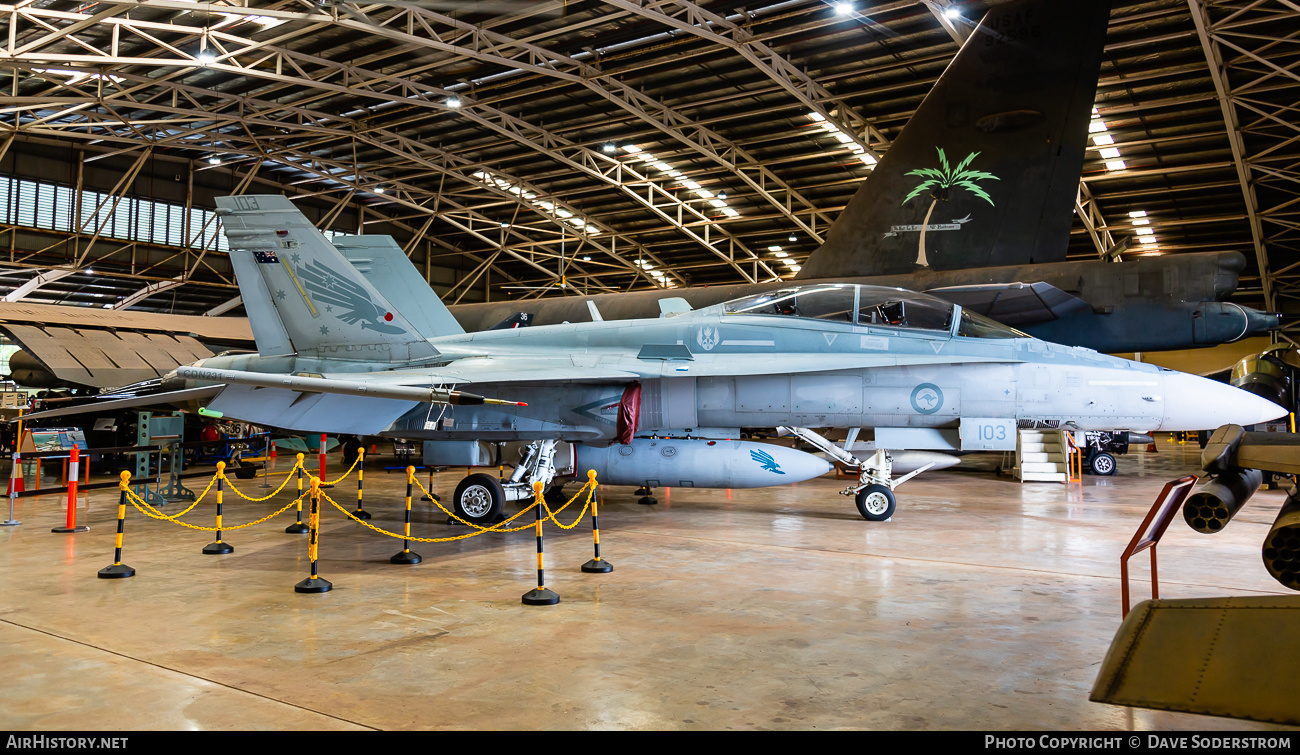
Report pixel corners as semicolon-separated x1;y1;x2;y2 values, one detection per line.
1146;442;1157;453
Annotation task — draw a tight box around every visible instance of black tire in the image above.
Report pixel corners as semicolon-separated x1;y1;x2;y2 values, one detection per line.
1089;452;1117;476
453;473;505;524
855;484;896;521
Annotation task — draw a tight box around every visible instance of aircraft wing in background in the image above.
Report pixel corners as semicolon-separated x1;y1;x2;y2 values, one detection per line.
926;282;1092;327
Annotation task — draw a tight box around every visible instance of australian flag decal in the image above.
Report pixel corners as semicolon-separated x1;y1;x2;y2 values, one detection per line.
253;251;280;264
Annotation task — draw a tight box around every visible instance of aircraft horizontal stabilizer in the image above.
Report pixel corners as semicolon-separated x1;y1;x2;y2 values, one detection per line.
926;282;1091;326
11;385;223;423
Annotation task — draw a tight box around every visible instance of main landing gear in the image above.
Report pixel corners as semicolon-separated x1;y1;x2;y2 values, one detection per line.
451;440;560;525
777;426;934;522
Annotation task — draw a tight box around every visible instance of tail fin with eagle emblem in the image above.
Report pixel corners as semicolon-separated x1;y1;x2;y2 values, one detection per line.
216;195;439;362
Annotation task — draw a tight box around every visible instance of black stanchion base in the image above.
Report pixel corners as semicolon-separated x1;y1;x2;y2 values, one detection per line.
285;522;310;534
294;576;333;593
634;486;650;496
390;550;423;565
98;563;135;579
420;494;440;502
52;525;90;533
202;541;235;555
581;558;613;573
637;496;658;506
352;509;373;521
522;587;560;606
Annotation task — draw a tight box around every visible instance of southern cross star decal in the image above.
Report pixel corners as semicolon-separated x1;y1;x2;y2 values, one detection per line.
319;325;330;335
290;253;301;264
276;289;286;300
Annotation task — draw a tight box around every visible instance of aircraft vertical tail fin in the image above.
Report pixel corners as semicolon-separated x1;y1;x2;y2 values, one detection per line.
216;195;439;362
797;0;1111;279
335;235;466;340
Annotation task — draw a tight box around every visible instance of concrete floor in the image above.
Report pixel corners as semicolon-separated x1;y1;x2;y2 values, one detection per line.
1;440;1296;731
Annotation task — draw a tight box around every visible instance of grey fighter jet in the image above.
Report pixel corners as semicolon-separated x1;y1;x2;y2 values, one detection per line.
113;195;1282;524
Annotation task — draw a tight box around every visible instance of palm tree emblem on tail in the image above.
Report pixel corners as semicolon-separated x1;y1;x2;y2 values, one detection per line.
903;148;999;267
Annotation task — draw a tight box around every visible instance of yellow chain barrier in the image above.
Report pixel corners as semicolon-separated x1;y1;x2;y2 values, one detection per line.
123;486;301;532
318;452;363;487
321;476;598;542
541;488;595;530
223;459;304;501
112;460;598;543
168;473;219;519
412;475;595;532
118;461;305;532
322;490;539;541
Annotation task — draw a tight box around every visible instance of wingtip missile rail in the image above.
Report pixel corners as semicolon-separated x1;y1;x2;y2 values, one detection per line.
175;366;526;407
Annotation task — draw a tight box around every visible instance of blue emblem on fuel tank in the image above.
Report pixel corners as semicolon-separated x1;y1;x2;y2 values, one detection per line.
751;448;785;474
910;383;944;414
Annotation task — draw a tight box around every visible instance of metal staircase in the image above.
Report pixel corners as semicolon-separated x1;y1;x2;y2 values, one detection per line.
1013;429;1075;483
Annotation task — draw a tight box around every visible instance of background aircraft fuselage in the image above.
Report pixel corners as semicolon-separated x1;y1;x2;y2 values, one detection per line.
448;251;1275;354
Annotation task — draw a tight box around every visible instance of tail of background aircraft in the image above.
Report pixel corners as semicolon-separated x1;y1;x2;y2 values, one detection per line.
797;0;1111;279
216;195;439;362
335;234;466;341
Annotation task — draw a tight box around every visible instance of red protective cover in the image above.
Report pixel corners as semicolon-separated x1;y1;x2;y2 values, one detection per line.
616;383;641;445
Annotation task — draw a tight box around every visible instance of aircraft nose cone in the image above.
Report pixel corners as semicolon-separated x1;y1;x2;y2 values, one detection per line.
1160;371;1287;431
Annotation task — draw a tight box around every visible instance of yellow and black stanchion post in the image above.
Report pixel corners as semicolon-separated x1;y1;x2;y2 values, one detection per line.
286;453;309;534
581;470;612;574
202;461;235;555
522;481;560;606
98;471;136;579
390;465;423;565
351;447;371;520
295;477;332;593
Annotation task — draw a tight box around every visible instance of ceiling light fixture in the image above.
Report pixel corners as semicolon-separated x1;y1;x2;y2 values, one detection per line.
445;96;462;109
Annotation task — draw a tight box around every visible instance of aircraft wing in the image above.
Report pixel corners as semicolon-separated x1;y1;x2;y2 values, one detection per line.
301;351;1022;386
165;349;1023;435
925;282;1092;327
0;302;253;388
184;350;1020;393
14;385;224;423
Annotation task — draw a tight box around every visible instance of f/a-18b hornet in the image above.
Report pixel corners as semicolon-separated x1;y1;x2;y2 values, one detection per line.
24;194;1278;523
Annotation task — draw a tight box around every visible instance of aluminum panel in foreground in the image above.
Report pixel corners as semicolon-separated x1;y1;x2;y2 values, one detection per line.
1090;596;1300;725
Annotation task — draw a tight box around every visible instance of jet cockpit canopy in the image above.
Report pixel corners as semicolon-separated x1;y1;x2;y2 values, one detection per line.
722;284;1027;339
